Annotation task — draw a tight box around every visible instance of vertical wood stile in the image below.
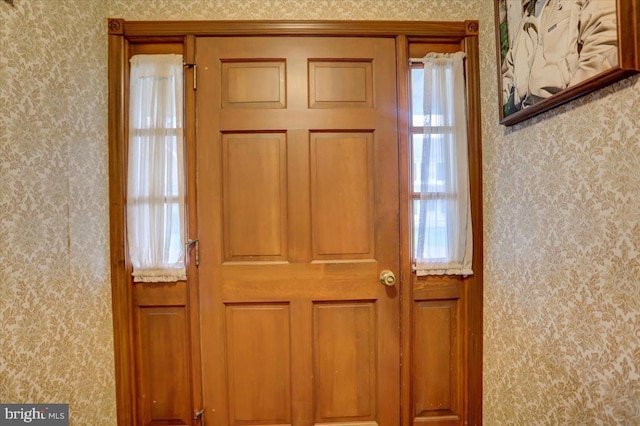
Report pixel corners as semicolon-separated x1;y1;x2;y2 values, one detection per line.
396;34;413;426
108;22;135;426
464;20;483;426
184;33;204;425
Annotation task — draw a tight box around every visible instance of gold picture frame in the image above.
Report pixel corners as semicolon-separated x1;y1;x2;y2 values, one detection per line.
494;0;640;126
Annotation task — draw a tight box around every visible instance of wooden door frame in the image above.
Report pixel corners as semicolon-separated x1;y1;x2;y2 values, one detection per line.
108;19;482;426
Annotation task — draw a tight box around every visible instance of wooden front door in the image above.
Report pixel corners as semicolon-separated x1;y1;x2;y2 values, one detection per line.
195;36;400;425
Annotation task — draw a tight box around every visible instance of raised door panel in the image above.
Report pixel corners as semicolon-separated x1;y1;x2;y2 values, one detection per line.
222;60;286;109
136;306;191;425
413;298;462;424
309;60;373;108
225;303;292;425
222;132;288;261
313;302;377;424
310;132;374;260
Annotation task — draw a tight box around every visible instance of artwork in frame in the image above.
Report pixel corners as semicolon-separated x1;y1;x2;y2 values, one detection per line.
494;0;640;126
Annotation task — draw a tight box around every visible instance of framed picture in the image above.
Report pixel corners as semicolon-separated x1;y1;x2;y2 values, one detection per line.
494;0;640;126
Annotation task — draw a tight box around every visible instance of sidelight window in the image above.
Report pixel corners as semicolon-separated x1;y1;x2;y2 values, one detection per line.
127;54;186;282
410;52;473;276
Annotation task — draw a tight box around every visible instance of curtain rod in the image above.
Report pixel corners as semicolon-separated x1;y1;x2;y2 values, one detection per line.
409;52;466;64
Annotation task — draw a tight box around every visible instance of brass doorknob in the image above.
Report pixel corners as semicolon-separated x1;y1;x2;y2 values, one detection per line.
379;270;396;286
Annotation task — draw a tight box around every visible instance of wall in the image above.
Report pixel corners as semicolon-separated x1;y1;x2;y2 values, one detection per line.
1;0;638;424
482;59;640;424
0;0;116;424
482;5;640;425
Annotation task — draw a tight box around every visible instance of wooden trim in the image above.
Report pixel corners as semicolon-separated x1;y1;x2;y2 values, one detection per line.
108;18;124;35
617;0;640;69
108;19;483;426
465;20;479;36
464;29;484;426
108;29;133;426
184;33;204;421
396;34;414;426
118;19;470;38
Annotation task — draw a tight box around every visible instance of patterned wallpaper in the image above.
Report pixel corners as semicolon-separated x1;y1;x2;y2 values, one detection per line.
0;0;115;424
1;0;638;424
483;76;640;423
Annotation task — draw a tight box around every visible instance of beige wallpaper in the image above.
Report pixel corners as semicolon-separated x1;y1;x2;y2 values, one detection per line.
1;0;638;424
483;74;640;423
0;0;116;424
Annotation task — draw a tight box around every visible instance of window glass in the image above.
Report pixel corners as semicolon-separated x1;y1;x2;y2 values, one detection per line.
127;54;186;282
410;52;472;276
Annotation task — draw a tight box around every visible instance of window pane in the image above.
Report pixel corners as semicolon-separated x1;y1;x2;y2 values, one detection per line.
412;133;446;194
411;68;424;127
128;54;186;281
167;135;179;197
412;66;452;127
413;199;448;260
410;53;471;274
166;202;182;263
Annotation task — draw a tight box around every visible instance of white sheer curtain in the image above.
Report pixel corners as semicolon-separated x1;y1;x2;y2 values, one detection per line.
414;52;473;276
127;54;186;282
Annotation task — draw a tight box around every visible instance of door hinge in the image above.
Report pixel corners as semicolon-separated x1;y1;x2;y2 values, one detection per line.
193;408;205;425
187;239;199;267
184;62;197;90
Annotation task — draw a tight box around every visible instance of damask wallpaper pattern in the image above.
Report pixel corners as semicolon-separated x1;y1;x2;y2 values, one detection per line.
1;0;638;425
0;0;115;423
483;77;640;423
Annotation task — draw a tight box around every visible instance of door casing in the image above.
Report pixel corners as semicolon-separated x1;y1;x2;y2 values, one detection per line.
107;19;483;426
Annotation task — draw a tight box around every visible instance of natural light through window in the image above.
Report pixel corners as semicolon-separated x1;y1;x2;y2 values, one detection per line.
127;54;186;282
411;52;473;276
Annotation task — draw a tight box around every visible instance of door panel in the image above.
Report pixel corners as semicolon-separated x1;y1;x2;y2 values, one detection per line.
413;300;461;419
308;60;373;108
310;132;374;259
221;60;286;109
222;132;288;261
313;302;376;422
135;290;192;426
225;303;292;425
196;36;399;426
